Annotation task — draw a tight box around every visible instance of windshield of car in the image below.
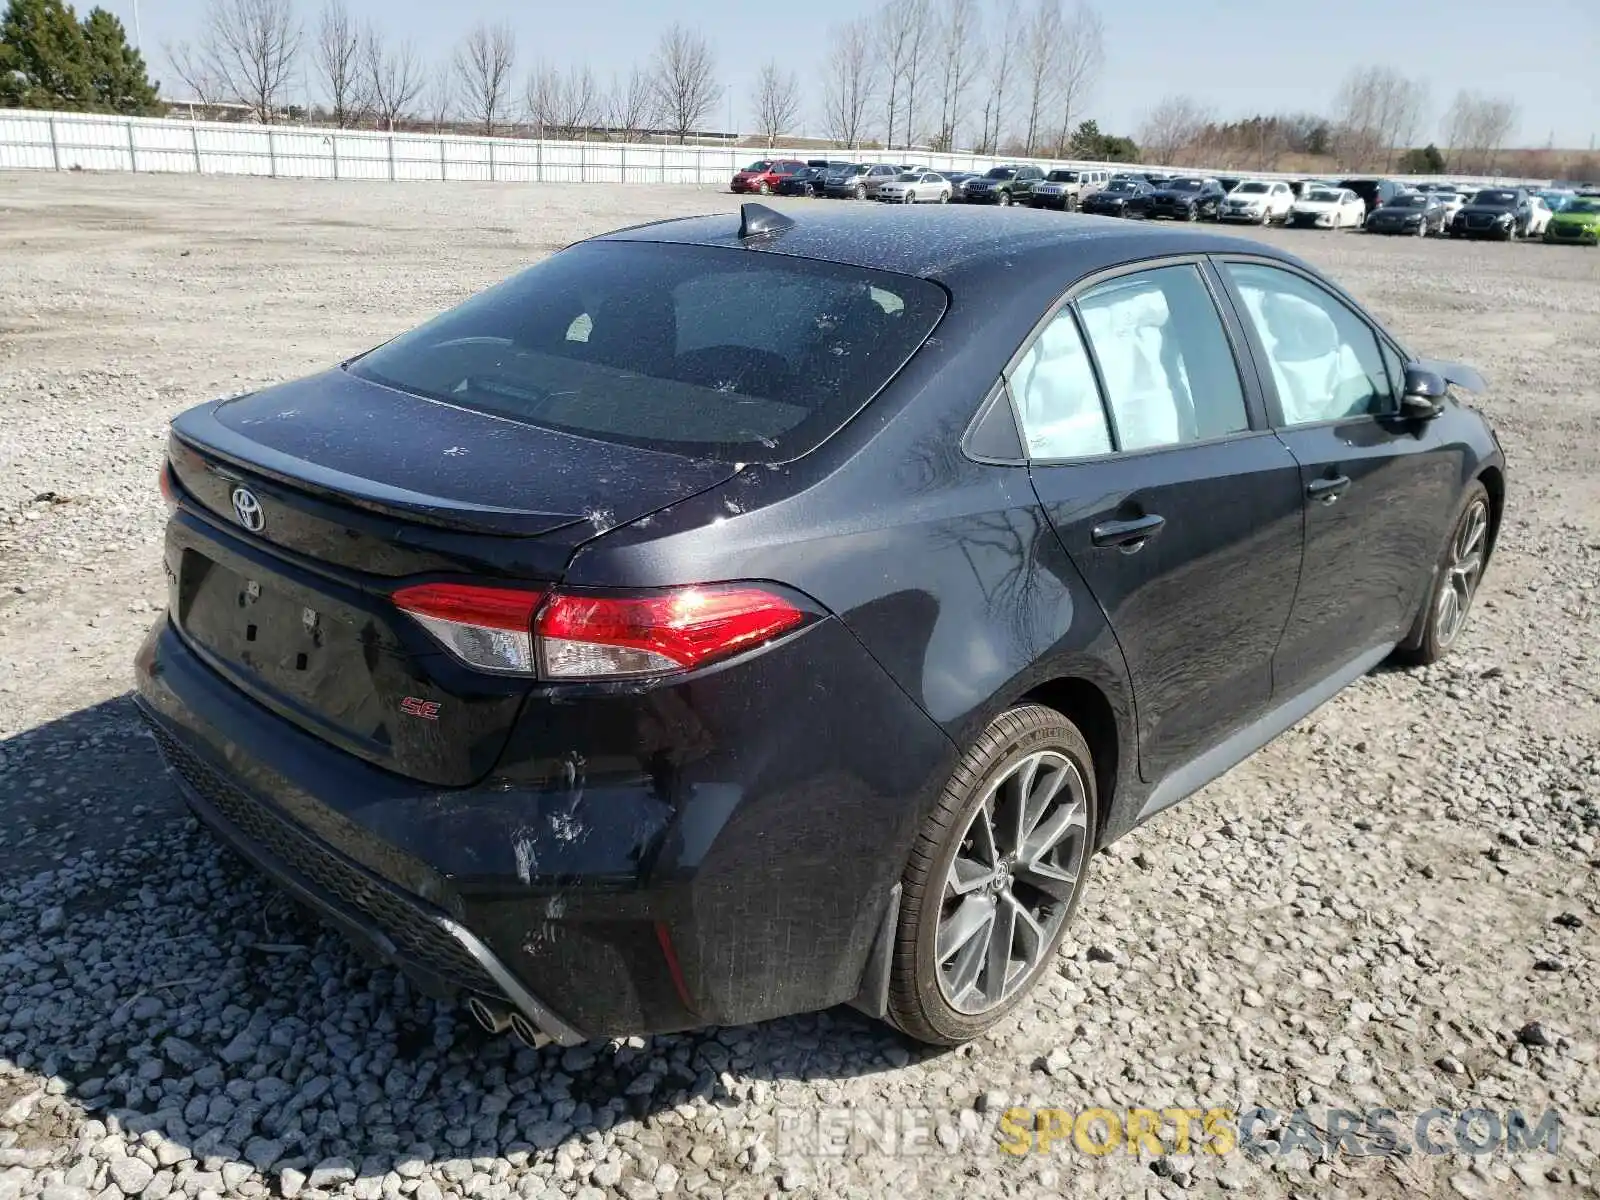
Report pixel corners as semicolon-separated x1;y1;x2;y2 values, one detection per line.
983;167;1017;179
1386;195;1429;208
1567;199;1600;214
1435;192;1461;202
1046;170;1079;182
742;161;772;172
1167;179;1203;191
1234;182;1270;194
1104;180;1138;193
771;163;800;174
347;241;947;462
894;173;919;181
1471;190;1518;207
1305;189;1341;203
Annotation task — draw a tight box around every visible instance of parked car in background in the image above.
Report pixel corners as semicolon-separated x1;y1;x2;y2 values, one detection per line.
1290;179;1338;201
1144;177;1227;221
1451;188;1534;239
1081;177;1153;218
823;162;903;200
876;170;953;204
1431;190;1468;226
777;167;826;197
1533;188;1574;213
731;159;808;195
1288;186;1367;229
1337;177;1407;218
963;164;1046;206
1524;196;1554;238
138;201;1504;1049
1215;176;1243;196
943;171;980;200
1219;180;1295;225
1363;192;1448;236
1029;168;1108;211
1544;196;1600;244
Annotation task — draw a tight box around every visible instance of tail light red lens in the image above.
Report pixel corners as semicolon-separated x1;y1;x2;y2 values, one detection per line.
392;583;546;674
158;462;179;514
537;586;808;678
392;582;809;679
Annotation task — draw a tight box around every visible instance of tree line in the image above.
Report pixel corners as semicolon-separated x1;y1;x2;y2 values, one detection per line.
5;0;1590;179
1137;68;1533;177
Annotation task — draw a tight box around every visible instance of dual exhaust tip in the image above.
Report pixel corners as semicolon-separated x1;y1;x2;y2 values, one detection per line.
466;995;550;1049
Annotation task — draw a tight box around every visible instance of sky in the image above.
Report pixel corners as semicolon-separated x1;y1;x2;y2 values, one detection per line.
111;0;1600;149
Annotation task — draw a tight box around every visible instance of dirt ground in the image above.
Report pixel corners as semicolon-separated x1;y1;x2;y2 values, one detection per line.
1;174;1597;1200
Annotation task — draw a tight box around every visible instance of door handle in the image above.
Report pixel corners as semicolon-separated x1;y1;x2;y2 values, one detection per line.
1091;513;1166;549
1306;475;1351;504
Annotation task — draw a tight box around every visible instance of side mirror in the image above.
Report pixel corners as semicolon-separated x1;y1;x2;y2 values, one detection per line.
1399;365;1448;419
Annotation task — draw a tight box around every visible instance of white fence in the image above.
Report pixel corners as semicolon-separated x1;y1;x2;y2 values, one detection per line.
0;108;1550;189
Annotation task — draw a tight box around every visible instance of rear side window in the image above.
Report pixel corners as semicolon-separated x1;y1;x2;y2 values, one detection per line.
349;241;946;461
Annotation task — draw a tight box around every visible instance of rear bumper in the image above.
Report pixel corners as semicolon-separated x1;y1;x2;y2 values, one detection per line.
135;610;951;1038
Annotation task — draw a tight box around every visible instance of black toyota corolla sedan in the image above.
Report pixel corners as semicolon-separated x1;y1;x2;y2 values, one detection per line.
137;204;1505;1048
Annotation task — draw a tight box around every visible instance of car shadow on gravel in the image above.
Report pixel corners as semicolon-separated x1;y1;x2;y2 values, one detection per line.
1;695;927;1194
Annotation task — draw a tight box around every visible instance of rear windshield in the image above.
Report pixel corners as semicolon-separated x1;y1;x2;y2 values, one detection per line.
348;241;947;461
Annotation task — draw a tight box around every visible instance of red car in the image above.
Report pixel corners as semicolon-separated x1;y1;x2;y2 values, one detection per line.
730;159;807;195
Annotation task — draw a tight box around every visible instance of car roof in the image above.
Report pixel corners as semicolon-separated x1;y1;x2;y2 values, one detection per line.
593;205;1307;282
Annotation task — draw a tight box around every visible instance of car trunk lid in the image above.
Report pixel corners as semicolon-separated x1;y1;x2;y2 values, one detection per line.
162;370;740;785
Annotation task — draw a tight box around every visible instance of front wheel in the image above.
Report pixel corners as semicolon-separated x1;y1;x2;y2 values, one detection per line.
887;705;1097;1046
939;191;949;204
1397;483;1491;666
757;181;772;196
854;183;867;200
997;191;1012;207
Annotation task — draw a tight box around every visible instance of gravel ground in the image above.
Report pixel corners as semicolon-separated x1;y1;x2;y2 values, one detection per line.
1;174;1597;1200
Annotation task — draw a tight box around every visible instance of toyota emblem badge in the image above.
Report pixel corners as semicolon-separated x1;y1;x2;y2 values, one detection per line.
230;486;265;532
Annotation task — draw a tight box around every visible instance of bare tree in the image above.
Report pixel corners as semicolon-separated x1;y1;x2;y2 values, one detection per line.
899;0;933;148
650;23;719;142
311;0;362;126
822;18;874;149
454;20;516;135
1442;89;1518;173
165;40;226;106
876;0;917;149
753;61;800;148
1051;0;1103;153
975;0;1022;154
1138;93;1210;165
605;67;658;142
526;63;602;140
933;0;982;151
364;27;423;131
1018;0;1061;154
425;58;454;131
1332;66;1428;170
171;0;301;121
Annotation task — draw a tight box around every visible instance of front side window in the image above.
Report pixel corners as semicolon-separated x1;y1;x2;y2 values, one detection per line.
1223;262;1393;426
1076;267;1250;450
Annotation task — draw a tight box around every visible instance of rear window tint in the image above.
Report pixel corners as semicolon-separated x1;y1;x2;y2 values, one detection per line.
348;241;946;460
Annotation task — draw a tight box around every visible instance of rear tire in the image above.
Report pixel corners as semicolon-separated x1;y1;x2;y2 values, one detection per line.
1396;482;1491;666
887;705;1097;1046
854;183;867;201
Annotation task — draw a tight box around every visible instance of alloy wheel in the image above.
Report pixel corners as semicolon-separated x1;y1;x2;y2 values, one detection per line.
935;750;1089;1015
1435;498;1489;649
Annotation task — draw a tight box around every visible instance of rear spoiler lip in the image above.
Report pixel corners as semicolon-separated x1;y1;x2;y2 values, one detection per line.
169;412;585;537
1415;357;1487;394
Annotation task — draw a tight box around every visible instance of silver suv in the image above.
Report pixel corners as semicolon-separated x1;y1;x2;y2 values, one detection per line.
822;163;904;200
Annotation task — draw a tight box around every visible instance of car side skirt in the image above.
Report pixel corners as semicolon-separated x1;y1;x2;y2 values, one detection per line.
1134;642;1395;825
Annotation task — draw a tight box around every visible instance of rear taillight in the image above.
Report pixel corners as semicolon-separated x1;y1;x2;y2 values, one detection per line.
392;582;810;679
538;586;808;678
392;583;546;673
158;462;178;514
